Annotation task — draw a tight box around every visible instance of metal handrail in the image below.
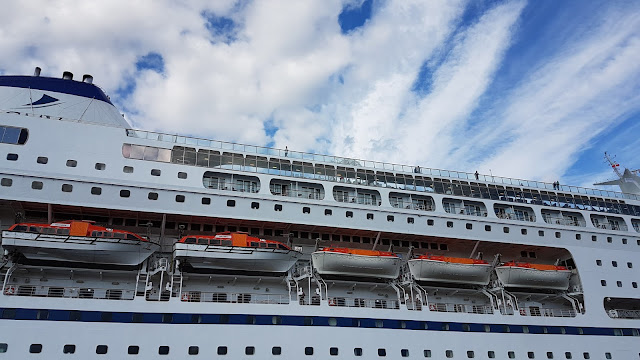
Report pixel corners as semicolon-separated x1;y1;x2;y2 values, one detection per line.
180;291;289;304
1;230;158;246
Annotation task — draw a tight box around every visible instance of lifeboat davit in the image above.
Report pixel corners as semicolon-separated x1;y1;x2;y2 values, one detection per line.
1;221;159;266
173;232;301;273
311;247;401;279
495;261;572;290
407;255;492;285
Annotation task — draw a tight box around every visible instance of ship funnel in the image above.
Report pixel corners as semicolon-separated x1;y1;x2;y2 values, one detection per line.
33;67;41;77
82;74;93;84
62;71;73;80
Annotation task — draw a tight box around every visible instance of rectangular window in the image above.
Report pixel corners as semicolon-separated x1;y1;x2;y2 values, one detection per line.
151;169;161;176
6;153;18;161
128;346;139;354
0;178;12;187
61;184;73;192
202;197;211;205
95;163;106;170
178;171;187;179
218;346;227;355
96;345;108;354
30;344;42;353
37;156;48;164
91;187;102;195
148;192;158;200
272;346;282;355
159;346;169;355
123;165;134;173
176;195;185;202
120;189;130;197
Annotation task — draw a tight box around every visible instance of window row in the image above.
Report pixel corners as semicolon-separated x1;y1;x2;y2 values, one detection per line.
1;342;616;359
600;280;638;288
595;260;633;268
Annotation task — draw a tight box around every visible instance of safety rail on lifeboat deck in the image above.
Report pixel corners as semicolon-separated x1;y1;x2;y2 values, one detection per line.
2;284;135;300
428;302;494;315
326;296;401;310
180;291;289;305
519;307;577;318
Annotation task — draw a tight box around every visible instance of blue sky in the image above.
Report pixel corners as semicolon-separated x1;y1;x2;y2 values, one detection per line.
0;0;639;190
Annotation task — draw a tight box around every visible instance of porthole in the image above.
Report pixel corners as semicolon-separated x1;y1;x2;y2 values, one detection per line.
189;346;199;355
503;226;510;233
120;189;130;197
0;178;12;187
123;166;134;173
467;350;475;358
176;195;185;202
488;351;495;358
387;215;394;222
424;349;432;357
128;345;140;354
427;219;434;226
582;353;590;359
485;225;491;231
629;262;634;268
466;223;472;230
447;221;453;228
407;217;414;224
6;153;18;161
251;201;259;209
367;213;374;220
555;232;561;238
202;197;211;205
217;346;227;355
538;230;544;236
601;280;607;286
95;162;106;170
592;235;597;242
159;346;169;355
622;238;628;244
303;206;311;214
96;345;108;354
521;228;528;235
508;351;516;359
227;199;235;207
354;348;363;356
346;211;353;217
596;259;602;266
607;237;612;243
36;156;48;164
63;344;76;354
148;192;158;200
378;348;387;357
565;352;572;359
325;209;332;216
275;204;283;211
91;187;102;195
402;349;410;357
576;234;581;240
617;281;622;287
446;349;454;358
61;184;73;192
305;347;314;356
151;169;161;176
178;171;187;179
245;346;254;355
272;346;282;355
528;351;535;358
612;261;618;267
330;347;339;356
65;159;77;167
29;344;42;353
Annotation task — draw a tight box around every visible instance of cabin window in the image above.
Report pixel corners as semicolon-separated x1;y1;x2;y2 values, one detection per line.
184;237;197;244
63;344;76;354
407;217;414;224
503;226;510;233
565;352;572;359
278;244;288;250
176;195;185;202
61;184;73;192
401;349;410;357
367;213;374;220
378;348;387;356
424;349;432;357
521;228;528;235
488;351;495;358
30;344;42;353
37;156;48;164
120;189;130;197
447;221;453;228
123;166;134;173
617;281;622;287
354;348;363;356
227;199;235;207
6;153;18;161
1;309;15;319
325;209;332;216
446;350;454;358
605;353;611;359
250;201;259;209
466;223;472;230
539;230;544;236
547;352;554;359
622;238;627;244
601;280;607;286
274;204;283;211
303;206;311;214
612;261;618;267
305;347;314;355
607;236;613;243
0;126;28;144
202;197;211;205
128;346;139;354
151;169;161;176
267;243;277;248
346;211;353;218
159;346;169;355
388;215;394;222
528;352;535;358
0;178;11;187
330;347;339;356
91;187;102;195
556;232;561;238
95;162;106;170
272;346;282;355
576;234;581;240
217;346;227;355
583;353;590;359
245;346;255;355
96;345;108;354
178;171;187;179
485;225;491;231
592;235;597;242
508;352;516;359
189;346;199;355
197;238;209;245
467;351;475;358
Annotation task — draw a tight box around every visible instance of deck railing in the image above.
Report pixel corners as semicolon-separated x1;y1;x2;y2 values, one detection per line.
520;307;576;318
3;285;135;300
180;291;289;305
428;302;494;315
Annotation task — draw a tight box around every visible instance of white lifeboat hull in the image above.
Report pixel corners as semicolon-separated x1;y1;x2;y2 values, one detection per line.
173;243;300;272
311;251;401;279
1;231;159;266
495;266;571;290
407;259;492;285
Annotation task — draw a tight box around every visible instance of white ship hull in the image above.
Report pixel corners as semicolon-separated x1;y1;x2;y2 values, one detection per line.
495;266;572;290
1;231;158;266
311;251;401;279
408;259;492;285
174;243;300;272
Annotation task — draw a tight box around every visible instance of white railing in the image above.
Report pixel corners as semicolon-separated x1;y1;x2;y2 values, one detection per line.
3;285;135;300
542;216;587;227
428;302;494;315
326;296;400;310
520;307;576;318
180;291;289;305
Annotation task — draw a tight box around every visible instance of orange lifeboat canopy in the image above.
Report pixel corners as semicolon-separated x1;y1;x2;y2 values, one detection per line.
319;247;398;257
9;221;146;241
178;232;291;250
416;254;488;265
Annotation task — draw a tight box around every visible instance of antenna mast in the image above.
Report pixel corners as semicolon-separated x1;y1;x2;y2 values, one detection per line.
604;152;623;178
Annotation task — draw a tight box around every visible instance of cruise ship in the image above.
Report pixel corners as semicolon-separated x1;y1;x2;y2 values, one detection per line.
1;68;639;359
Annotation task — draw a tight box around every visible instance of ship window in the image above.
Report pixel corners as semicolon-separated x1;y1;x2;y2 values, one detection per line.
622;238;627;244
61;184;73;192
504;226;510;233
388;215;394;222
424;349;432;357
37;156;48;164
440;244;448;250
330;347;339;356
96;345;108;354
528;351;535;358
539;230;544;236
217;346;227;355
354;348;363;356
592;235;597;242
189;346;199;355
488;351;495;358
30;344;42;353
0;178;11;187
91;186;102;195
367;213;374;220
95;162;106;170
605;353;611;359
267;243;277;248
132;313;143;322
178;171;187;179
466;223;472;229
617;281;622;287
521;228;528;235
63;344;76;354
6;153;18;161
447;221;453;228
324;209;332;215
158;346;170;355
565;352;572;359
596;260;602;266
601;280;607;286
275;204;282;211
378;348;387;357
612;261;617;267
148;192;158;200
1;126;29;144
128;346;139;354
607;236;612;243
151;169;161;176
346;211;353;218
408;217;414;224
402;349;410;357
245;346;254;355
428;219;434;226
123;165;134;173
304;317;313;326
120;189;130;197
227;199;235;207
446;350;454;358
305;347;314;355
303;207;310;214
251;201;259;209
1;309;15;319
546;352;554;359
176;195;185;202
485;225;491;231
272;346;282;355
508;351;515;359
576;234;581;240
582;353;589;359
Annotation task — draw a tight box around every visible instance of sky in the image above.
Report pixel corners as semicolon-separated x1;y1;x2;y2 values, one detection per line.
1;0;639;191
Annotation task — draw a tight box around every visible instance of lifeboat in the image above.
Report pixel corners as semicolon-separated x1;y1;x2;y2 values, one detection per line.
1;221;159;266
407;255;492;285
311;247;401;279
495;261;572;290
173;232;301;273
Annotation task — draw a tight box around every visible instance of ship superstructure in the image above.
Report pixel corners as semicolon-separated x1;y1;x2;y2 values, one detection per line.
0;69;639;359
